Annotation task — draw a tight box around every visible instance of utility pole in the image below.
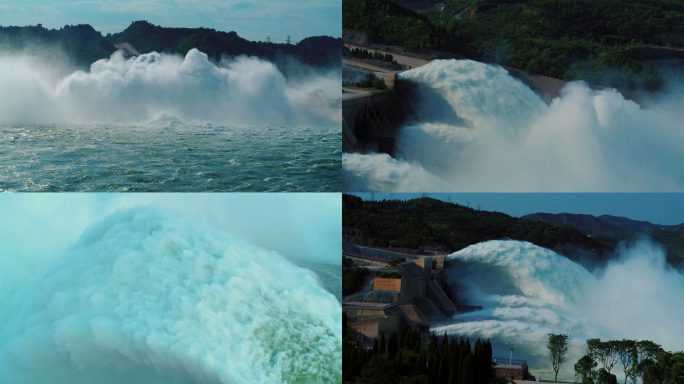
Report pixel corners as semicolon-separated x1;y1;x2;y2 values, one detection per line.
286;35;292;44
266;35;271;43
510;348;514;364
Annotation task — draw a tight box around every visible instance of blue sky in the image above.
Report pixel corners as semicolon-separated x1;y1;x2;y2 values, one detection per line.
0;0;341;42
349;193;684;225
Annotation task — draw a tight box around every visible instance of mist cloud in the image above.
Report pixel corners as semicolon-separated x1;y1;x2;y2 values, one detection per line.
342;59;684;192
0;48;341;127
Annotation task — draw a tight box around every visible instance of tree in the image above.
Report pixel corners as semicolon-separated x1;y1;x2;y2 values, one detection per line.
373;336;379;355
617;340;635;384
380;332;386;355
575;354;597;384
547;333;570;382
462;354;473;384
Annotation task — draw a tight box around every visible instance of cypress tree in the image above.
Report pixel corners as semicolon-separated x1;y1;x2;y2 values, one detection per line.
398;329;404;350
373;336;379;355
395;349;403;367
442;332;450;356
474;338;482;384
388;331;397;360
415;351;425;375
449;364;458;384
438;349;450;384
379;332;386;355
462;354;473;384
414;330;421;352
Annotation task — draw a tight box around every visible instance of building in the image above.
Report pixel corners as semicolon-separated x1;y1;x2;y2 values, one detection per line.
344;260;480;347
492;358;530;381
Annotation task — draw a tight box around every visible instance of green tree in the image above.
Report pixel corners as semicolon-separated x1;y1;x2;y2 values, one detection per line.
575;354;597;384
547;333;570;382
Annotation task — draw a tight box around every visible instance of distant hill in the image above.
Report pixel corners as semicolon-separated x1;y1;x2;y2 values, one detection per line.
343;194;684;268
343;194;614;267
522;212;684;265
0;24;116;70
0;21;340;71
106;21;340;67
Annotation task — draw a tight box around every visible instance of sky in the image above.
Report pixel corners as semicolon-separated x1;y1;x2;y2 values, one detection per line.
348;193;684;225
0;193;341;266
0;0;341;42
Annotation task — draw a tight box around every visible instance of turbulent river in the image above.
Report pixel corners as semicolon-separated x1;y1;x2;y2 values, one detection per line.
0;205;342;384
0;49;341;191
433;239;684;381
342;59;684;192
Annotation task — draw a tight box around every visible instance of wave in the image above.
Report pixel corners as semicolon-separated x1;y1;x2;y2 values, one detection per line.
0;49;341;127
342;59;684;192
432;239;684;381
0;208;341;384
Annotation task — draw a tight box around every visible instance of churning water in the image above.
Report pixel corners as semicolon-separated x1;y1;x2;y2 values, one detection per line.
342;59;684;192
0;123;340;191
433;239;684;381
0;207;342;384
0;49;341;191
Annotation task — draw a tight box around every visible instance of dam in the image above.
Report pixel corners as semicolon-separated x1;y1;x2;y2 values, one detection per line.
342;43;652;158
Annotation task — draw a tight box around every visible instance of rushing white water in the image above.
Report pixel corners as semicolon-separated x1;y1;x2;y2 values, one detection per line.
432;239;684;381
0;207;341;384
342;59;684;192
0;49;341;127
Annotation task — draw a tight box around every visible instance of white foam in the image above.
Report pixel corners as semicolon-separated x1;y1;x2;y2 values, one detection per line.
342;59;684;191
0;208;341;384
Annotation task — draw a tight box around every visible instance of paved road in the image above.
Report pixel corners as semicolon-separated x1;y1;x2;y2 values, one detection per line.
343;87;375;100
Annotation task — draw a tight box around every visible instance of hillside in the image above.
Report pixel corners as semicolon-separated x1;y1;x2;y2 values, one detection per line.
0;22;340;71
343;0;684;91
343;194;684;267
106;21;340;67
522;212;684;265
343;194;614;266
0;24;116;70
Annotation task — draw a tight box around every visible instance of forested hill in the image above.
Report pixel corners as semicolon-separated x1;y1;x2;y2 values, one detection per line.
0;24;116;69
0;22;341;70
522;212;684;265
342;194;683;267
343;0;684;91
106;21;341;67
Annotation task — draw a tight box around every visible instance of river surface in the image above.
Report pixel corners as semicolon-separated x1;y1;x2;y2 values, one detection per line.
0;123;341;191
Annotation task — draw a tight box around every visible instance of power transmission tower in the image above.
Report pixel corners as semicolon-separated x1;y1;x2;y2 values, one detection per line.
478;204;481;211
286;35;292;44
446;196;451;203
369;192;375;201
266;35;271;43
421;193;428;198
467;201;470;208
389;194;394;199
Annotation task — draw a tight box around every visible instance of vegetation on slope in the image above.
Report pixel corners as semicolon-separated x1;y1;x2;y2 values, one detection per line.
343;194;611;264
107;21;340;67
0;24;116;69
343;0;684;90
